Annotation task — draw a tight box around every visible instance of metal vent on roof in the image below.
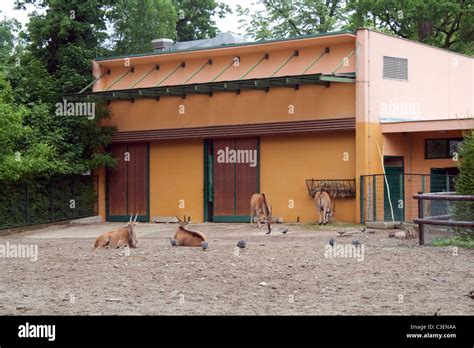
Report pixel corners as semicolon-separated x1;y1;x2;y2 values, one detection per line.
383;56;408;80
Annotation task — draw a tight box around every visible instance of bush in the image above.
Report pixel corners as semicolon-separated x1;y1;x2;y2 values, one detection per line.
454;131;474;239
432;236;474;249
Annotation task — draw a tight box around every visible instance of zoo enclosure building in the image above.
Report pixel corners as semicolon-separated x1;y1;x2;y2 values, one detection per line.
67;28;473;224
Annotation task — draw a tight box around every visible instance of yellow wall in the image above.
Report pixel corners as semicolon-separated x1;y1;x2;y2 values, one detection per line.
260;133;356;223
355;122;384;222
150;139;204;222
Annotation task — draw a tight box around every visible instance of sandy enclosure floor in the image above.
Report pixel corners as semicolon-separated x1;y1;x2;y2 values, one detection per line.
0;222;472;315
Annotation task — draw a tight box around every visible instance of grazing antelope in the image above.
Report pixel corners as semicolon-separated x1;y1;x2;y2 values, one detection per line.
314;189;335;225
94;213;138;249
250;193;272;234
170;216;208;249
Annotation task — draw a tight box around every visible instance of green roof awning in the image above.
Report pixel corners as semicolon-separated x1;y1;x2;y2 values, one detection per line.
65;72;356;102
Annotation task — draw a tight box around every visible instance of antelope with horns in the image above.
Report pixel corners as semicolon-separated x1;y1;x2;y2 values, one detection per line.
250;193;272;234
314;188;335;225
170;216;208;250
94;213;139;248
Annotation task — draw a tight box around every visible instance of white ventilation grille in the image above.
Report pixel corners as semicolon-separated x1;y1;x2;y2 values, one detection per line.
383;56;408;80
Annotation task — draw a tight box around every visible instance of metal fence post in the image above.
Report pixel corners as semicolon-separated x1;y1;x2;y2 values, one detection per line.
417;191;424;245
373;175;377;221
360;176;364;224
25;182;29;225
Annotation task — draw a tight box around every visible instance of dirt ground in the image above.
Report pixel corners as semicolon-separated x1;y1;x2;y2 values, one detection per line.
0;221;472;315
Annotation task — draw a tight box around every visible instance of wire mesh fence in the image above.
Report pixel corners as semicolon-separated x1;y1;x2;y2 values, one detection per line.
0;175;98;230
360;173;457;224
413;192;474;245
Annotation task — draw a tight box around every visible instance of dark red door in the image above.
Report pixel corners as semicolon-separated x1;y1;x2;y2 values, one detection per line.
107;143;149;221
212;138;258;222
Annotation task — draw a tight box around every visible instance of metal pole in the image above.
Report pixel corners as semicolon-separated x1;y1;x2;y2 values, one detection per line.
360;176;364;223
25;182;29;225
373;175;377;221
417;191;424;245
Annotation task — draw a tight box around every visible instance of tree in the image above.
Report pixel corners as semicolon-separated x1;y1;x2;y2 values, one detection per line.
0;74;68;181
0;14;21;70
237;0;473;55
16;0;110;94
7;0;117;179
174;0;231;41
348;0;474;55
107;0;177;55
237;0;347;40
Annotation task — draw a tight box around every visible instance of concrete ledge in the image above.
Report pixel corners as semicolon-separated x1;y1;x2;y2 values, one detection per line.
365;221;401;229
153;216;179;223
70;216;103;224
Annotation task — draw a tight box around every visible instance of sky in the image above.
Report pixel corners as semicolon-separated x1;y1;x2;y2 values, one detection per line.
0;0;263;37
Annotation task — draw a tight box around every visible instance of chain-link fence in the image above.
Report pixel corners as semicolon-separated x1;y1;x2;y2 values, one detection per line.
0;175;98;230
360;173;457;223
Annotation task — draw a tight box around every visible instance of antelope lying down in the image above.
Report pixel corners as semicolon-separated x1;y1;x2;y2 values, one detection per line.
170;216;208;250
314;189;335;225
250;193;272;234
94;213;138;248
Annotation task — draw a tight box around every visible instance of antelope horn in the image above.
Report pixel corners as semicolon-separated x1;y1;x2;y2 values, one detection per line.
134;212;139;223
129;214;133;223
176;216;181;222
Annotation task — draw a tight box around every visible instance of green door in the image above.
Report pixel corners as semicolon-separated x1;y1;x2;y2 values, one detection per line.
384;163;404;221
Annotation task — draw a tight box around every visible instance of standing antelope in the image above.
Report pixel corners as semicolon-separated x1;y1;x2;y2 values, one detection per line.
314;189;335;225
170;216;208;249
250;193;272;234
94;213;139;248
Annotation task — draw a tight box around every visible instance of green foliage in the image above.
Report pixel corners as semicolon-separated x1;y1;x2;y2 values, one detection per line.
2;0;117;183
455;131;474;195
18;0;109;94
432;236;474;249
174;0;231;41
7;53;60;105
0;13;21;69
453;131;474;238
347;0;474;54
0;75;68;182
237;0;348;40
105;0;231;55
237;0;473;54
108;0;177;55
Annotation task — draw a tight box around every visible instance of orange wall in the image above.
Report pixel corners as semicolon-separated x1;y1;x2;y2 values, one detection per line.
98;133;357;223
260;132;356;223
149;139;204;222
105;83;355;132
384;130;462;174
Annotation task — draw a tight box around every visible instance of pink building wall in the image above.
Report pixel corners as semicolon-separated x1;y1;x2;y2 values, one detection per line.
360;29;473;123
